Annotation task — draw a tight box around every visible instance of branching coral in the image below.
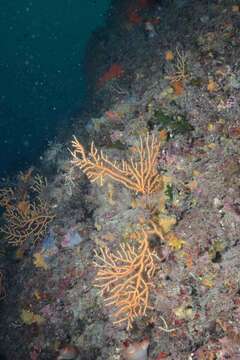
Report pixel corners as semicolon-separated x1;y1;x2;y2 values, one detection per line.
166;48;188;83
2;198;54;246
31;174;47;194
0;172;54;247
70;133;177;330
70;132;163;195
94;230;159;330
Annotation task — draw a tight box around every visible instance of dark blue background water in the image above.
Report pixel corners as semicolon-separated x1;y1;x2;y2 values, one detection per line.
0;0;110;177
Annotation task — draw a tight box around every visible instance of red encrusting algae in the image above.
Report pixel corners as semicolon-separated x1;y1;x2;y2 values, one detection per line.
127;0;158;25
137;0;155;8
98;64;124;86
128;8;143;24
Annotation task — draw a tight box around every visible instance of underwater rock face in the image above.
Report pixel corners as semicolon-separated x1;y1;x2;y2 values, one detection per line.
1;0;240;359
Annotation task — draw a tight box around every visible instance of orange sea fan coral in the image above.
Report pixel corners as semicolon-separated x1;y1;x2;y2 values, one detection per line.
166;48;188;83
0;174;53;247
94;230;158;330
70;132;163;195
1;198;54;247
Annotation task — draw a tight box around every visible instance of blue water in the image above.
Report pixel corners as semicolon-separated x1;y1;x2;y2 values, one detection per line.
0;0;111;177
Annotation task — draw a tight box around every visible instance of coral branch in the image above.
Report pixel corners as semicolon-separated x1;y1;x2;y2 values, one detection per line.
166;48;188;83
0;173;54;247
70;133;163;195
1;198;54;246
94;230;158;330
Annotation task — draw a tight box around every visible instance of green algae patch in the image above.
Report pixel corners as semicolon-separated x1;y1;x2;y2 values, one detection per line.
165;184;174;203
150;109;194;135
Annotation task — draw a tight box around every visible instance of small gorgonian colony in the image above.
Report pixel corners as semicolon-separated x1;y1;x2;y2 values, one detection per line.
71;132;166;330
93;229;159;330
71;132;163;195
0;171;54;248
